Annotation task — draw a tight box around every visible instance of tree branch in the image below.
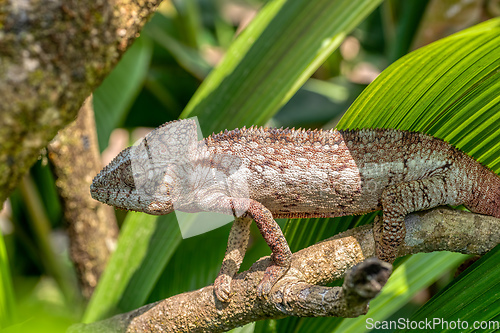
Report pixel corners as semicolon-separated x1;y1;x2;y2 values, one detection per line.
0;0;162;203
68;207;500;333
48;97;119;299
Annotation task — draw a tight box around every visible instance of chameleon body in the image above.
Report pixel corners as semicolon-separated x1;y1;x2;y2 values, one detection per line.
91;119;500;302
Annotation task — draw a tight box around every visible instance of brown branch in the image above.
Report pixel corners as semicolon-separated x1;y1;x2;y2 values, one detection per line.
68;207;500;333
48;96;119;299
0;0;162;203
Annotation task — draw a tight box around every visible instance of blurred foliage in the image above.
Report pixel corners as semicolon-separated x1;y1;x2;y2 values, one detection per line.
1;0;499;332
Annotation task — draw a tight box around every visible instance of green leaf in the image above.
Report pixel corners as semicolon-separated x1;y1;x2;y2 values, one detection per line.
83;213;181;323
93;36;153;150
284;213;376;253
335;252;466;333
396;245;500;333
383;0;429;62
273;79;365;129
146;223;231;301
181;0;384;133
143;19;211;79
0;231;15;328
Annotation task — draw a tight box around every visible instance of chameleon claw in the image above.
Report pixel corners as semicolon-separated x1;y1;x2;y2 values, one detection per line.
256;283;269;299
214;274;233;302
256;264;290;299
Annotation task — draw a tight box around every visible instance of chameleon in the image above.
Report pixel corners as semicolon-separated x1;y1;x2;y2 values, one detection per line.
90;118;500;302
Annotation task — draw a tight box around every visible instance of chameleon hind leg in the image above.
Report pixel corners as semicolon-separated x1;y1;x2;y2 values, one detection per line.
376;176;460;262
214;216;252;302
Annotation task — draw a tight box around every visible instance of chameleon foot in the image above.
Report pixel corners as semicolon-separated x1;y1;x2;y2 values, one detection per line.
214;273;233;302
256;264;290;299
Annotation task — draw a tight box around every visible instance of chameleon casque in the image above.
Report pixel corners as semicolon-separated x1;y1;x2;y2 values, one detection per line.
91;118;500;302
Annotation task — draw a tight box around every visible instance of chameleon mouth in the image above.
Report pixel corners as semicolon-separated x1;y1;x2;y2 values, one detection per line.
89;182;98;195
89;179;108;198
89;185;110;202
90;174;107;194
89;186;135;212
89;181;124;204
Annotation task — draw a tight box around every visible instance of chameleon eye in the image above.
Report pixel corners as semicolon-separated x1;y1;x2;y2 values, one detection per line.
122;171;135;188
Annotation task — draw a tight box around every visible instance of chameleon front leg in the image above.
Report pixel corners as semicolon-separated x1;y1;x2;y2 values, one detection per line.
246;200;292;298
214;216;252;302
376;176;458;262
212;197;292;299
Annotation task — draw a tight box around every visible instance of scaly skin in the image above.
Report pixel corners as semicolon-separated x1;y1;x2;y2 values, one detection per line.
91;119;500;302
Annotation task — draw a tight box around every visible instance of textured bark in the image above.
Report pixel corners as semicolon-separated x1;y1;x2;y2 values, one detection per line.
68;207;500;333
48;97;119;299
0;0;162;203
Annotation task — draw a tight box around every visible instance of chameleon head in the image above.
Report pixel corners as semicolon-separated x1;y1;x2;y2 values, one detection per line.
90;146;175;215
